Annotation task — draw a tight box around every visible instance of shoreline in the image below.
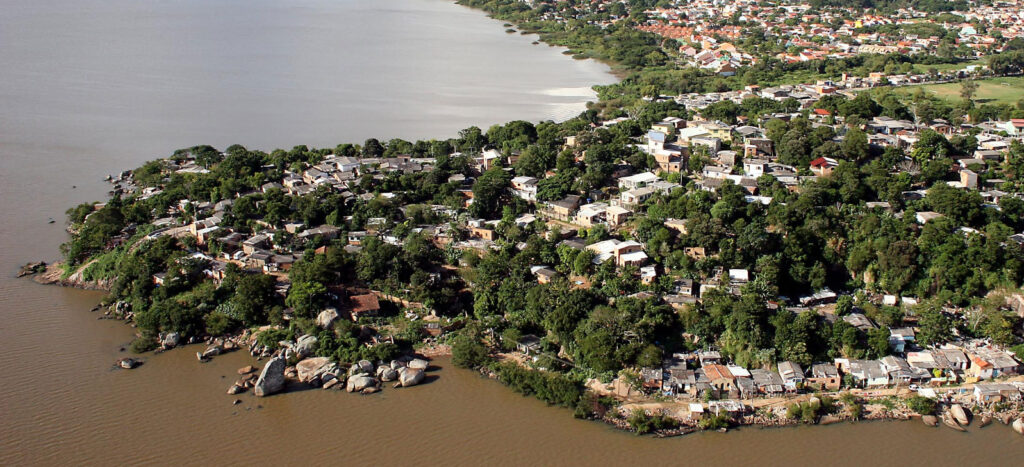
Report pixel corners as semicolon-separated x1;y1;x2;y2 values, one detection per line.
16;262;1024;438
28;261;111;291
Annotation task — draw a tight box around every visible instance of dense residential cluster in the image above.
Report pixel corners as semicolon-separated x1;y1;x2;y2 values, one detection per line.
637;0;1024;70
52;0;1024;431
69;79;1024;401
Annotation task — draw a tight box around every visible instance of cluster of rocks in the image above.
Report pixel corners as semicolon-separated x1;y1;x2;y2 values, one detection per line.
297;357;343;389
923;401;1024;436
228;365;260;395
344;358;426;393
193;336;241;361
107;301;133;320
247;333;321;363
17;261;47;277
231;343;430;398
248;340;274;359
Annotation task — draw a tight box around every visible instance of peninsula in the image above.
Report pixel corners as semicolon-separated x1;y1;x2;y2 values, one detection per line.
28;0;1024;436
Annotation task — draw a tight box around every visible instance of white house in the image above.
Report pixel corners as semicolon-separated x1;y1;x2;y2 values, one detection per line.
511;176;539;202
618;172;660;191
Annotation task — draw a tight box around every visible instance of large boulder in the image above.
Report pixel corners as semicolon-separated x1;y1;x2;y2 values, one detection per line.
254;356;287;397
118;358;138;369
316;308;339;330
377;366;398;382
348;360;374;377
407;358;429;370
160;332;180;349
398;368;425;387
296;357;331;383
294;335;318;358
201;345;221;359
949;404;971;426
346;375;376;393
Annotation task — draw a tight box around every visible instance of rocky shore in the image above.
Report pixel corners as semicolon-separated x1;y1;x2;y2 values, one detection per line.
22;261;111;291
19;265;1024;437
174;328;436;399
475;363;1024;437
609;399;1024;438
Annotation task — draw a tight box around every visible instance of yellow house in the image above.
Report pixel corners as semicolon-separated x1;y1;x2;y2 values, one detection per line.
700;122;732;143
651;122;676;136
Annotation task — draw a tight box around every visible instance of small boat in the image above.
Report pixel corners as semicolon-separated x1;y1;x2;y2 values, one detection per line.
921;415;939;427
949;404;971;426
1013;418;1024;436
942;412;966;432
978;414;992;428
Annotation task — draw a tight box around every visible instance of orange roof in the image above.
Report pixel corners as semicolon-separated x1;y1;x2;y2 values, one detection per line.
350;293;380;314
703;364;734;381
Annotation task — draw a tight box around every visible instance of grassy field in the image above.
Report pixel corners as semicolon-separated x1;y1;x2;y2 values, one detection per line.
910;57;987;74
891;76;1024;106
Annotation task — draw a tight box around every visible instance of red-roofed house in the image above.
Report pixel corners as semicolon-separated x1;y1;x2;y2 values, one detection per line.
810;157;839;176
702;364;735;395
349;293;380;321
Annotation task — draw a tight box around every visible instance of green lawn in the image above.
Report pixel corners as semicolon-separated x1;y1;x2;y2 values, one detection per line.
892;76;1024;106
910;57;987;74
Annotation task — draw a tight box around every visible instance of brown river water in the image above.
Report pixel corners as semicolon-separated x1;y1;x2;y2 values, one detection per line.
0;0;1021;465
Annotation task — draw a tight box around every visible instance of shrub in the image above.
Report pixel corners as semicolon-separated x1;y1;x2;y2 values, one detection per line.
786;403;802;420
698;413;730;430
362;342;400;362
627;409;679;434
493;361;582;407
849;403;864;419
129;335;158;353
787;400;823;423
452;334;491;369
574;392;614;419
204;311;237;336
906;395;937;415
256;328;291;350
500;327;522;352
